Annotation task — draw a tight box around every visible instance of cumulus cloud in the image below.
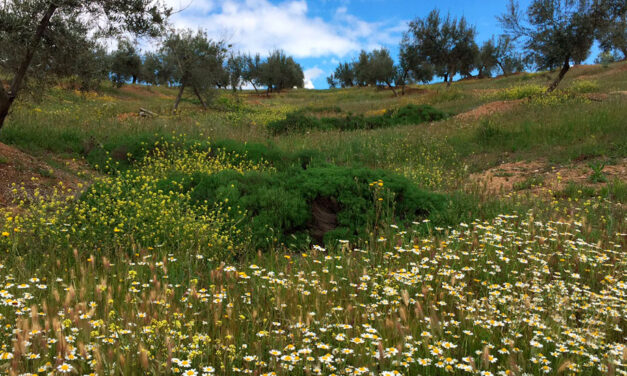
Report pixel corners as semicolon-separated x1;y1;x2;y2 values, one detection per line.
303;66;324;89
164;0;402;59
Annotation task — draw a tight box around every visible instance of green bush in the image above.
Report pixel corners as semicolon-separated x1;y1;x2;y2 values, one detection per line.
302;105;343;114
161;166;448;250
85;135;323;174
268;104;446;134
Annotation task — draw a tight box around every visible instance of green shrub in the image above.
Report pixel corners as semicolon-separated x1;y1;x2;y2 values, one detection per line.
268;104;446;135
391;103;447;123
85;133;172;171
163;166;447;249
267;111;325;134
588;161;607;183
85;135;324;174
302;105;343;114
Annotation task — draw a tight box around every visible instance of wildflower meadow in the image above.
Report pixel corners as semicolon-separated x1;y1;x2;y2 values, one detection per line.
0;62;626;375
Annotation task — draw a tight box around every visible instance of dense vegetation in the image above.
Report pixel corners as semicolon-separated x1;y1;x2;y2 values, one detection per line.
268;104;447;134
0;59;625;375
172;166;446;248
0;1;626;374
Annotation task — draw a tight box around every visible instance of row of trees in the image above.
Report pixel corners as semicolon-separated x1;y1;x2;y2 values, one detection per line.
0;1;305;130
108;36;305;109
1;0;626;129
40;31;305;111
328;0;627;94
327;10;524;94
0;0;170;130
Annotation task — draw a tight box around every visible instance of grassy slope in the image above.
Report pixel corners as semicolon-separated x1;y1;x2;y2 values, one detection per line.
1;61;626;224
0;63;625;375
3;61;626;169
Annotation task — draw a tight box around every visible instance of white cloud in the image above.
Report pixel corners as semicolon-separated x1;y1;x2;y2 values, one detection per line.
164;0;402;59
304;67;324;80
304;79;315;89
165;0;215;14
303;66;324;89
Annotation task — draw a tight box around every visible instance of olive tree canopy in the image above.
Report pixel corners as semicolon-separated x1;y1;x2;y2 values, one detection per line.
498;0;616;92
0;0;171;130
160;29;228;111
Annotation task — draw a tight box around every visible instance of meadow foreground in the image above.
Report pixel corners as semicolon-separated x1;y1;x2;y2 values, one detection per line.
0;63;626;375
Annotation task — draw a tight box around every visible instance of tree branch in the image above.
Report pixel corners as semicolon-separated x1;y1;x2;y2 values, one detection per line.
8;3;58;99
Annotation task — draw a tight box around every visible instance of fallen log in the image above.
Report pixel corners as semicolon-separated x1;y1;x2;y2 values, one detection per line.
139;107;157;117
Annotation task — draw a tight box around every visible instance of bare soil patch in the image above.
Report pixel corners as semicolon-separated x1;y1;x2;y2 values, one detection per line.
470;158;627;195
455;100;523;121
117;112;139;121
0;143;85;208
584;93;609;102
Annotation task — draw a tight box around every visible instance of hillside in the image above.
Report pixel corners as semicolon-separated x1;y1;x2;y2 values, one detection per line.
0;62;625;375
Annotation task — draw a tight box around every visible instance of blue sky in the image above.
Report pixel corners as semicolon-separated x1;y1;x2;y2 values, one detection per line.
162;0;558;88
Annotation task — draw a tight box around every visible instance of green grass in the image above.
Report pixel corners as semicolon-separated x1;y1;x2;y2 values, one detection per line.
0;62;625;375
513;174;545;190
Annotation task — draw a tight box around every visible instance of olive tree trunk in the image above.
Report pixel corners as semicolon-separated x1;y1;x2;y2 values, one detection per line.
385;81;398;97
192;85;207;109
173;83;185;112
0;90;14;130
547;58;570;93
0;4;58;132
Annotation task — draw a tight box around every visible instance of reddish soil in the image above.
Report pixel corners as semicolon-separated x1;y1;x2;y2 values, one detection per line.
0;143;85;208
470;158;627;195
119;85;174;99
455;100;523;121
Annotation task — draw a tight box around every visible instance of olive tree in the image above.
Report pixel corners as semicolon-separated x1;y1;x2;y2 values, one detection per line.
226;53;245;92
397;33;434;94
367;48;398;96
405;10;478;86
596;0;627;59
161;29;228;111
110;39;142;87
0;0;170;130
333;62;356;88
498;0;611;92
258;50;304;93
241;53;263;93
475;36;525;77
